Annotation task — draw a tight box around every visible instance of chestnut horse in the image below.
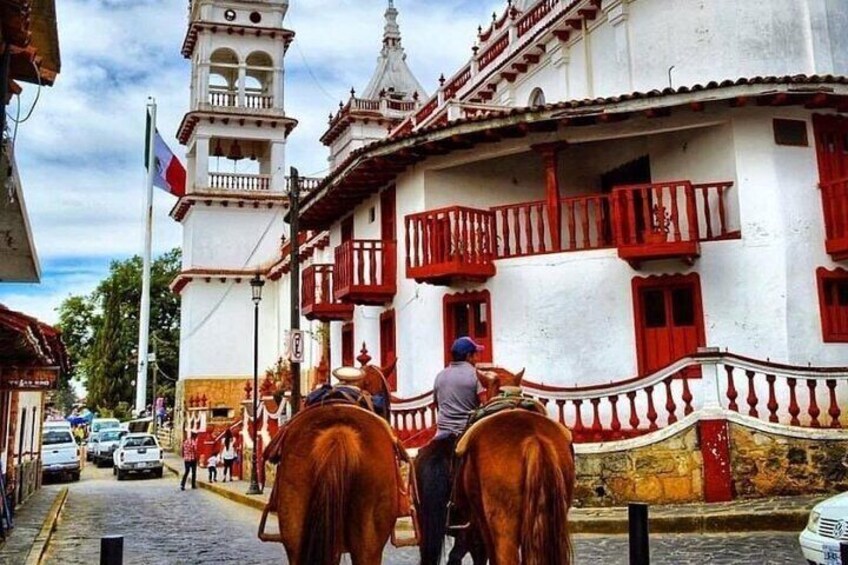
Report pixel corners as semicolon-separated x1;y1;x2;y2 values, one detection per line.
455;367;576;565
261;361;402;565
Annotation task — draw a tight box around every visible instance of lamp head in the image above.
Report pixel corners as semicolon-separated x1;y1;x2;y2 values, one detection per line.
250;274;265;304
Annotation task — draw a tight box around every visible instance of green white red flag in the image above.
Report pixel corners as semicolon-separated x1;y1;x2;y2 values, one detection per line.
145;111;186;197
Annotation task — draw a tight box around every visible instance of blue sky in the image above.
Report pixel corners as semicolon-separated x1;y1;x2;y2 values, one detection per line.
0;0;503;324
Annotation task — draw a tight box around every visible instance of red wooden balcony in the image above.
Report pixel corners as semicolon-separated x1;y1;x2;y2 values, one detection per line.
612;181;733;268
821;177;848;260
404;206;496;285
334;240;397;305
301;265;353;322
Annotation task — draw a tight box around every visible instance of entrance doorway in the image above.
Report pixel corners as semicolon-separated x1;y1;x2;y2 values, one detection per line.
443;291;493;365
632;274;705;375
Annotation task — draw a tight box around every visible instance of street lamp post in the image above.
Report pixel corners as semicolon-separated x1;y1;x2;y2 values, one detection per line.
247;274;265;496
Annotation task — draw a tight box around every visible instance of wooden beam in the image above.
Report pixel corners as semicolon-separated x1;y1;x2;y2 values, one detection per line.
644;107;671;118
523;53;541;64
553;30;572;41
512;62;528;73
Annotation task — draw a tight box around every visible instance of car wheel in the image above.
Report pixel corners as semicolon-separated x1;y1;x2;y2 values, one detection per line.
71;471;80;482
112;466;117;476
116;470;124;481
154;468;163;479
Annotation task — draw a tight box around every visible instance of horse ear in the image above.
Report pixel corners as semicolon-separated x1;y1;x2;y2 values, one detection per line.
381;357;398;381
515;368;525;384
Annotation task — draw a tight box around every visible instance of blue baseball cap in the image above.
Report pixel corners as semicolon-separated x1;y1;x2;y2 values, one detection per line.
451;336;484;357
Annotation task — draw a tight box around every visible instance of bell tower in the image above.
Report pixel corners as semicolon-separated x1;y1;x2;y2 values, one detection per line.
172;0;297;432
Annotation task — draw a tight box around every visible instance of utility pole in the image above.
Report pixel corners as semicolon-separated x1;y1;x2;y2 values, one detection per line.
289;167;302;415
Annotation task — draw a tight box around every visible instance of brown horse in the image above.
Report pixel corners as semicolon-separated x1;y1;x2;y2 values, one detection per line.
455;368;576;565
261;360;403;565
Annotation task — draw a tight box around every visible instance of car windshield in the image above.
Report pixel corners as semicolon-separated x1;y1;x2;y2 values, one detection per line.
123;437;156;448
43;431;74;445
92;420;119;432
100;431;122;441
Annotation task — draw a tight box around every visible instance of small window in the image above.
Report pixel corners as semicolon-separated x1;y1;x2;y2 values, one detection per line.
817;268;848;342
249;11;262;24
369;207;376;223
671;287;695;326
211;408;230;419
642;290;666;328
773;119;809;147
529;88;546;107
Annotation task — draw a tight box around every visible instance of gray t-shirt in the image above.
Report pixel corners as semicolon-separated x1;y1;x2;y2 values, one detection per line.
434;362;484;436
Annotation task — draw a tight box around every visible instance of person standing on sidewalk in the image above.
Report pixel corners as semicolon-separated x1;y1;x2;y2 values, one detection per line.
181;431;198;491
221;431;237;482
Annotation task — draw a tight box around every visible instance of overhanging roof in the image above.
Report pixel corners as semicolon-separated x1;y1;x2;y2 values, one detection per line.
297;75;848;229
0;304;69;372
0;146;40;282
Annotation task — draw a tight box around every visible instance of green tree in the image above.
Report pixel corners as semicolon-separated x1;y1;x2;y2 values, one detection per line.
56;248;181;414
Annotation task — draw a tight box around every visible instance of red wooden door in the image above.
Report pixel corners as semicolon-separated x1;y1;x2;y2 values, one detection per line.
813;114;848;183
443;291;493;365
633;276;705;375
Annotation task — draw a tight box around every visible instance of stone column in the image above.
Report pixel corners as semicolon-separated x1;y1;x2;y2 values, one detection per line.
195;136;211;191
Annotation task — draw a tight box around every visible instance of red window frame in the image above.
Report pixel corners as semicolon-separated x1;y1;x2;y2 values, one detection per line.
341;322;354;367
442;290;493;366
817;267;848;342
379;309;397;390
631;273;706;376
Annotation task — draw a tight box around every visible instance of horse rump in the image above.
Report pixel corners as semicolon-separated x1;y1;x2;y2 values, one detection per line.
301;427;361;565
520;438;572;565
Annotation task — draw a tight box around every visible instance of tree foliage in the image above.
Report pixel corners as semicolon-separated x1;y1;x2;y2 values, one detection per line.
56;249;181;413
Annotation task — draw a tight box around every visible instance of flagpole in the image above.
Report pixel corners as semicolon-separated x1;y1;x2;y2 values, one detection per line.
136;97;156;415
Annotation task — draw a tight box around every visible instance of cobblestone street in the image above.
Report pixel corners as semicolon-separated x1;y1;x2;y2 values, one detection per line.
40;465;809;564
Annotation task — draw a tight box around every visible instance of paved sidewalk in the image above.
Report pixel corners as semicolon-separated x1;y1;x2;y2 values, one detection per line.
0;485;66;564
165;453;824;534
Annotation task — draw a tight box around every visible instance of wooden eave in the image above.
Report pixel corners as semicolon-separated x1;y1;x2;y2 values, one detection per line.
2;0;60;86
176;111;298;145
182;21;295;59
169;191;290;222
297;77;848;230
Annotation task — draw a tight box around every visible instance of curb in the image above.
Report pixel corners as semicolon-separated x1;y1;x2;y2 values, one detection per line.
163;460;267;512
23;487;69;565
571;509;808;535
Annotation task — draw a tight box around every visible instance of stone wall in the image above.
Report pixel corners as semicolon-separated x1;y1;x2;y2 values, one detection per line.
575;427;704;507
730;423;848;498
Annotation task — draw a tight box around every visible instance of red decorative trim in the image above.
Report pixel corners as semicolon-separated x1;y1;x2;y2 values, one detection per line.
816;267;848;342
631;273;706;377
442;290;493;366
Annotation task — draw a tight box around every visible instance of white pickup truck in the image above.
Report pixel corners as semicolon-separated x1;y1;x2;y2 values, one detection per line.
113;433;163;480
41;428;81;482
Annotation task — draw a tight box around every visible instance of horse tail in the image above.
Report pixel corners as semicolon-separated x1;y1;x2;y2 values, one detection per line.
301;426;360;565
520;438;572;565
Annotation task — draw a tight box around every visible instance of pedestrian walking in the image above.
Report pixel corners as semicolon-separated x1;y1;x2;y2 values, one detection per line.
207;452;218;482
181;431;198;491
221;430;237;482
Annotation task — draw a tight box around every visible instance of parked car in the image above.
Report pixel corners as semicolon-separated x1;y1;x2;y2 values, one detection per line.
90;429;125;467
43;420;71;431
88;418;120;461
41;428;81;482
800;492;848;564
113;433;163;480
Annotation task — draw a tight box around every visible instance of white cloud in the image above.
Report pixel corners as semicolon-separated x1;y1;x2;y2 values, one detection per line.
0;0;506;318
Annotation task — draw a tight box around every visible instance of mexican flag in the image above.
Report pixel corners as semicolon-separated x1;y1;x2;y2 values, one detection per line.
145;112;186;198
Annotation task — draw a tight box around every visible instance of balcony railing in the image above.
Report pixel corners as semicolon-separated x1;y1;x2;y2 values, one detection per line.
405;206;496;284
206;88;275;110
821;176;848;260
208;89;237;107
334;240;397;305
208;172;270;192
302;265;353;322
245;92;274;109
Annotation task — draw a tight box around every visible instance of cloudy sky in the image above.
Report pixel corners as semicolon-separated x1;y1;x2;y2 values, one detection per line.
0;0;503;324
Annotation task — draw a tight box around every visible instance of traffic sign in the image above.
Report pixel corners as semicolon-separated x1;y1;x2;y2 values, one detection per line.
289;330;304;363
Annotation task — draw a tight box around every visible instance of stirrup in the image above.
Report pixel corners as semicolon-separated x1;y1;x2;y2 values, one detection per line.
445;501;470;531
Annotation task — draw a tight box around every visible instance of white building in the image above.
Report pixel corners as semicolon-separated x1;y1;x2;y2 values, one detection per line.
175;0;848;421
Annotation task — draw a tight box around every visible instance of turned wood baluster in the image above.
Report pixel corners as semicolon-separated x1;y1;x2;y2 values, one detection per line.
356;243;365;287
567;201;577;250
682;377;694;415
766;374;779;423
609;395;622;437
593;198;604;248
726;366;739;412
406;219;413;269
701;187;713;240
370;243;379;286
513;207;522;254
746;370;759;418
556;399;566;425
572;400;585;436
787;378;801;426
503;210;511;257
640;189;652;243
664;378;678;424
826;380;842;428
581;200;590;249
669;184;682;242
807;380;821;428
627;391;640;431
524;206;533;255
717;185;728;236
590;398;602;440
455;210;464;262
536;204;547;253
645;386;659;430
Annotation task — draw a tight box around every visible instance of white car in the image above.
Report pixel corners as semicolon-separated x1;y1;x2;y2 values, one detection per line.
89;429;126;467
112;433;163;480
41;428;81;482
801;492;848;564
